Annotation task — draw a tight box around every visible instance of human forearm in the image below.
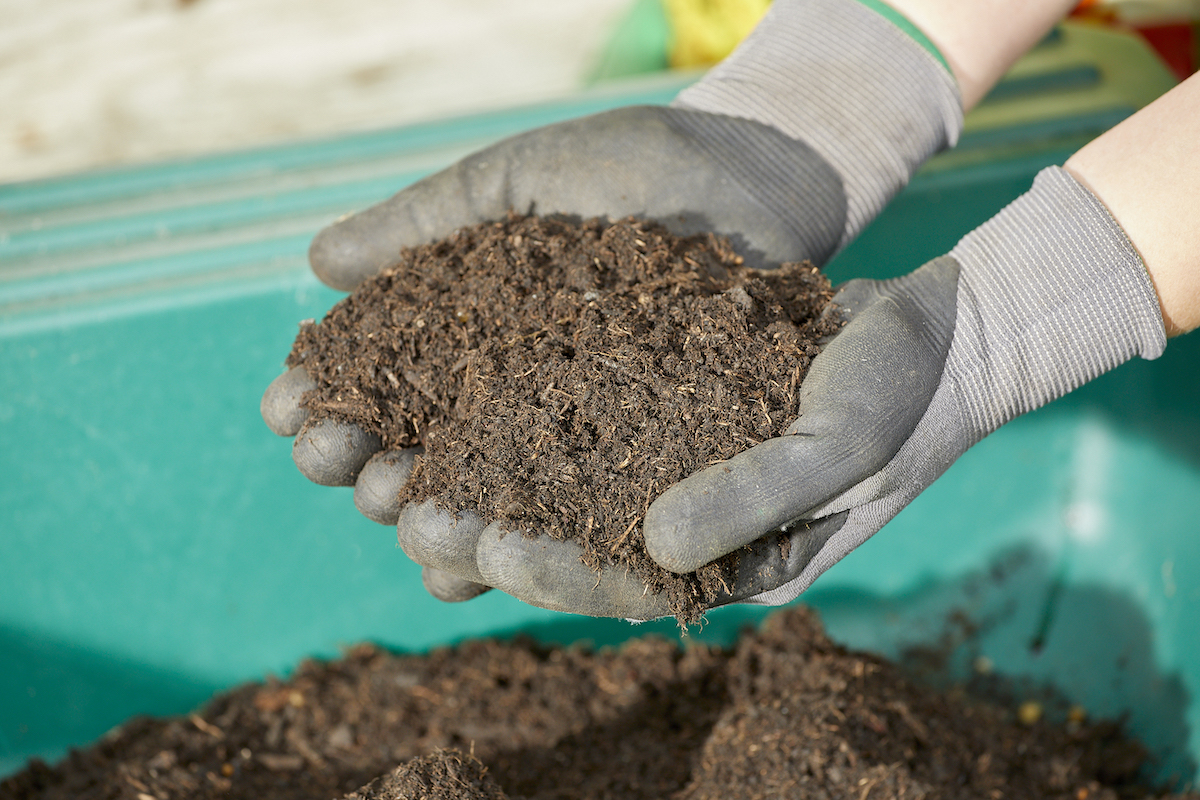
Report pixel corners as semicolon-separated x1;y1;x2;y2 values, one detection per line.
883;0;1078;109
1065;72;1200;337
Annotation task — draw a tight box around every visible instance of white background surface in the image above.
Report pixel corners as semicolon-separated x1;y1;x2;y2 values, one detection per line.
0;0;634;183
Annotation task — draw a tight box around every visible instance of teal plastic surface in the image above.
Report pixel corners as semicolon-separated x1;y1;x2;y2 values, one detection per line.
3;70;1197;789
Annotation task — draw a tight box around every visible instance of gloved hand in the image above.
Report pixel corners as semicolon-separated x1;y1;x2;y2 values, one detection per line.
261;0;962;615
641;166;1167;605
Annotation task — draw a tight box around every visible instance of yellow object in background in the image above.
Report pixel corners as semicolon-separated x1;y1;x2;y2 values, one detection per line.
665;0;772;68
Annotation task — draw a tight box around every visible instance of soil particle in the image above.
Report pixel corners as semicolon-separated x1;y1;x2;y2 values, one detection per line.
5;606;1194;800
285;214;841;622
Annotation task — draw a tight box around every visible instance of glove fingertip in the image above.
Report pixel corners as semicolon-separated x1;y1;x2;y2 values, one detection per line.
643;486;734;575
292;419;381;487
308;219;380;292
642;521;696;576
421;567;491;603
261;366;315;437
396;499;487;583
354;448;421;525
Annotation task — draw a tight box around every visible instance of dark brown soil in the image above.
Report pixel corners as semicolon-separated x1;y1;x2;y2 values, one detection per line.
344;751;505;800
284;214;840;622
6;606;1195;800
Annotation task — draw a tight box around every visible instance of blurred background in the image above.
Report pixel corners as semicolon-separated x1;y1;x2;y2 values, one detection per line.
0;0;639;184
4;0;1193;185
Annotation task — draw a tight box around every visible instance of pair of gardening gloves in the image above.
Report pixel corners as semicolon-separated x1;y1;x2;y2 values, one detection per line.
261;0;1166;620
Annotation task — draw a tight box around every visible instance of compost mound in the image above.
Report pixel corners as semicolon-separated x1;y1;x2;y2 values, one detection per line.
284;214;841;621
7;606;1195;800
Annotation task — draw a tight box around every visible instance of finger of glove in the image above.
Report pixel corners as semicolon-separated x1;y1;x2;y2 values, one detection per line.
292;419;382;487
475;523;672;620
644;257;960;574
354;448;422;525
421;566;492;603
396;499;488;585
308;106;846;291
261;366;315;437
713;511;847;606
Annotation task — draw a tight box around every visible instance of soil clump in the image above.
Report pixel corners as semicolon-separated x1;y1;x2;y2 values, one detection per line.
343;751;505;800
285;214;841;622
6;606;1195;800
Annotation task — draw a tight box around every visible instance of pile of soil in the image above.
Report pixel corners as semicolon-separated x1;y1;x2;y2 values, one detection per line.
7;606;1195;800
284;214;841;621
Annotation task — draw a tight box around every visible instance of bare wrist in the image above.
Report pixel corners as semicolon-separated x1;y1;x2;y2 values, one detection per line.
879;0;1075;109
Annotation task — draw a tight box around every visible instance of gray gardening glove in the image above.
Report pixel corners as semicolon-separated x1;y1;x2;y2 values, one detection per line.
642;166;1167;605
262;0;962;614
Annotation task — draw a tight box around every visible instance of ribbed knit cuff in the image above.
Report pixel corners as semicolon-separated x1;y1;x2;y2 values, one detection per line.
673;0;962;251
947;166;1167;443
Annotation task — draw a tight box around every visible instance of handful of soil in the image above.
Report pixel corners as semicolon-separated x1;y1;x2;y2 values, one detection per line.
286;214;841;621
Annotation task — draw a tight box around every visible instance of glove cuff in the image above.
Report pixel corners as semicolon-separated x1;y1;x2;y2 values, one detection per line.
673;0;963;253
947;166;1167;443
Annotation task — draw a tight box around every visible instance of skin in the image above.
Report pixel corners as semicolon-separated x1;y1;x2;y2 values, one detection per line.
886;0;1079;110
1064;72;1200;337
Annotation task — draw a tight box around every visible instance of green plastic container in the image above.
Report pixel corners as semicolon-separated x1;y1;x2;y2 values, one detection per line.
2;26;1196;788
